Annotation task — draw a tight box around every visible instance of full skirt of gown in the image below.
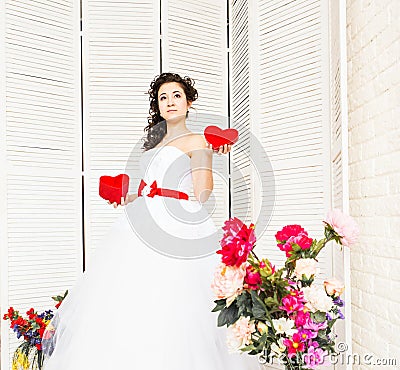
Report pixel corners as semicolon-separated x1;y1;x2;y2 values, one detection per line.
41;197;261;370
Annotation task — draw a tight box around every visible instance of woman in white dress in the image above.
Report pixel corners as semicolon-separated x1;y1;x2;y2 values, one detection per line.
42;72;259;370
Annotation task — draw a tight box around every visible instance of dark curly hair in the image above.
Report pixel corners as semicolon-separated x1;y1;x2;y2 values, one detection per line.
142;72;198;151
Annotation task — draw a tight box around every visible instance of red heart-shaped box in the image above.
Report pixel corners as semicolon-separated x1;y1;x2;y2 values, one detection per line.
204;125;239;149
99;174;130;204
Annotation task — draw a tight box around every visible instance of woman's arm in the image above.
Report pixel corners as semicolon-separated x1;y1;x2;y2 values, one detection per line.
190;135;214;203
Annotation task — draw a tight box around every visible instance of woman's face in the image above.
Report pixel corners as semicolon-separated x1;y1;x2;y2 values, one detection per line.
158;82;192;121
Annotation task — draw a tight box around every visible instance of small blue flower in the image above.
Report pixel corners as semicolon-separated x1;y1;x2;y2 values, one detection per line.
326;313;332;321
333;296;344;307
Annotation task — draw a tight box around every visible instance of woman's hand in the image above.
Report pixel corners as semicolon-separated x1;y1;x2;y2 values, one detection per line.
107;193;137;208
206;143;232;155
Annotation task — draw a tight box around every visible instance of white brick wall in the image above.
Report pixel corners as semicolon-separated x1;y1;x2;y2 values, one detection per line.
347;0;400;369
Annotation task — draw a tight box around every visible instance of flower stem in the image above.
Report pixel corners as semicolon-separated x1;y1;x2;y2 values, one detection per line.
251;250;260;262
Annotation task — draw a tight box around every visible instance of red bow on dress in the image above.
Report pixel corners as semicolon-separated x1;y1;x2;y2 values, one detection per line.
137;179;189;200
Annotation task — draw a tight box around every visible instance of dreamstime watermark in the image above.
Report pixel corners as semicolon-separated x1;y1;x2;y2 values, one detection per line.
123;113;275;260
257;342;398;367
327;342;398;367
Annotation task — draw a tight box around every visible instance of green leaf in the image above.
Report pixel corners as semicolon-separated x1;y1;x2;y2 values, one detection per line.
250;290;268;320
311;310;326;323
212;299;227;312
217;303;239;327
236;292;252;317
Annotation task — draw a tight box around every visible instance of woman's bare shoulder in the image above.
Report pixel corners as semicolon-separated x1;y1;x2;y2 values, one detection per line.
185;133;211;159
187;133;207;149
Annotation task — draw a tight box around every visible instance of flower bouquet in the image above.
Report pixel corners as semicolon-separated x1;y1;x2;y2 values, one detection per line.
211;210;359;370
3;290;68;370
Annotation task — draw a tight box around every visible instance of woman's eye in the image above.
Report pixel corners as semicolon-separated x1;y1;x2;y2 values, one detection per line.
175;94;181;98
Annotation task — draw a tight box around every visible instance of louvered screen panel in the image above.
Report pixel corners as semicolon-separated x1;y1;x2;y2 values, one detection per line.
329;0;352;364
161;0;229;232
257;0;332;282
1;0;82;367
231;0;253;223
83;0;160;267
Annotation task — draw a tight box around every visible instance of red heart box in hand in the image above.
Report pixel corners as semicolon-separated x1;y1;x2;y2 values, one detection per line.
99;174;130;205
204;125;239;150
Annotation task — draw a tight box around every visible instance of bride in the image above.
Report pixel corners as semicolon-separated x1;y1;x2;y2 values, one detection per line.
42;72;259;369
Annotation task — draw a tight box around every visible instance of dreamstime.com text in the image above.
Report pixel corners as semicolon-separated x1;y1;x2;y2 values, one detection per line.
258;342;398;367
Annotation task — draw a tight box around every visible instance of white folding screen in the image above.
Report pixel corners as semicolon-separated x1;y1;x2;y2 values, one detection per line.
161;0;229;229
82;0;160;267
329;0;352;362
230;0;252;222
0;0;82;367
252;0;332;276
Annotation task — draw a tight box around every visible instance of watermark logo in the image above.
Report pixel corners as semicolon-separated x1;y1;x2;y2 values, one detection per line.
328;342;398;367
257;342;398;367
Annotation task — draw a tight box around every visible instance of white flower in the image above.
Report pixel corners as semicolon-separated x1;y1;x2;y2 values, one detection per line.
302;285;334;313
211;263;246;307
270;338;286;360
294;258;319;279
324;277;345;297
226;316;256;353
271;318;296;336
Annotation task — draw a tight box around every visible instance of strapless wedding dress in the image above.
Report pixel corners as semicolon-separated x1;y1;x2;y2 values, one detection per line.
42;145;260;370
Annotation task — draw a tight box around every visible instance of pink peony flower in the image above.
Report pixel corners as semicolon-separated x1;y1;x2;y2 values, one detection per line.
211;262;247;307
244;265;261;290
275;224;306;242
217;217;256;267
325;209;359;247
276;225;313;257
226;316;256;353
292;233;313;250
324;278;345;297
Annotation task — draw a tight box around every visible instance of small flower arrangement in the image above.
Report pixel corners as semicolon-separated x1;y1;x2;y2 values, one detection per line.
3;290;68;370
211;209;359;370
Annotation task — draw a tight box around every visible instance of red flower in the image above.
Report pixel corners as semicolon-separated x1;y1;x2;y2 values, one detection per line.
244;265;261;290
55;301;62;309
283;332;306;358
275;225;305;243
27;308;36;320
275;225;312;257
38;326;46;337
35;317;44;326
216;217;256;267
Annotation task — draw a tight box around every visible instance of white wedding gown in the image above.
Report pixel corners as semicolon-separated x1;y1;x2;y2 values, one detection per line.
42;145;260;370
